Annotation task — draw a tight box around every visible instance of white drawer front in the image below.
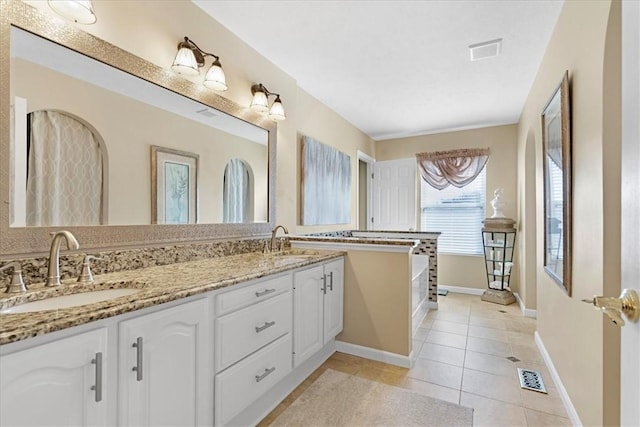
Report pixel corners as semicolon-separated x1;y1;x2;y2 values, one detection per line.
216;273;292;316
216;291;292;371
215;334;292;426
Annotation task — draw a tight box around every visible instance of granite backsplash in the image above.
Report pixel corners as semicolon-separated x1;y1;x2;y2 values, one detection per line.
1;237;287;289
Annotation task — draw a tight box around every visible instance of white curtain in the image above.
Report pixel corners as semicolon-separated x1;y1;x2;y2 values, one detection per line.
26;111;103;226
223;158;252;223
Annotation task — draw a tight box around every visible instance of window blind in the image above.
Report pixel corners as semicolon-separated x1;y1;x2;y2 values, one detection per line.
420;168;486;255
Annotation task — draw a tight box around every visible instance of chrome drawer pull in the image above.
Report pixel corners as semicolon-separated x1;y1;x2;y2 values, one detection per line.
90;352;103;402
255;288;276;298
255;367;276;383
321;274;327;295
255;321;276;333
132;337;143;381
328;271;334;291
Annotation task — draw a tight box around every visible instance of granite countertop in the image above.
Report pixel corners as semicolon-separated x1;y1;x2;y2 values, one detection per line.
0;249;343;345
289;235;421;246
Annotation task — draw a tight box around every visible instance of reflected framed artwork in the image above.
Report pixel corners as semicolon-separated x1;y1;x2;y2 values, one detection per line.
541;71;572;295
151;146;199;224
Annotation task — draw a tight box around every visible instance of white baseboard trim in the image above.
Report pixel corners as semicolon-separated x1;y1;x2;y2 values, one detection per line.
438;285;484;296
335;340;411;368
428;301;438;309
514;292;537;318
534;332;582;426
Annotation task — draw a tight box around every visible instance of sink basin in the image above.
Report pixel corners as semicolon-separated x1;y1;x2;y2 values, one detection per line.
265;250;318;258
0;288;141;314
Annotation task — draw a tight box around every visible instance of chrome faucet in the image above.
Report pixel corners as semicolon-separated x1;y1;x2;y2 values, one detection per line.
46;231;80;287
270;225;289;252
0;262;26;293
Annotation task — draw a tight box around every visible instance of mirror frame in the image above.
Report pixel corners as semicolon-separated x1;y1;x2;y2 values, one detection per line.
541;70;572;295
0;0;276;257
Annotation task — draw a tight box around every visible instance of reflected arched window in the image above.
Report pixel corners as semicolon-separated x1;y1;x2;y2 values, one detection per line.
223;158;254;223
26;110;107;226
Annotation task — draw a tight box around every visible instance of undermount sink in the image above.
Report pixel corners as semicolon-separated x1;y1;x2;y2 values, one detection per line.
265;250;317;258
0;288;141;315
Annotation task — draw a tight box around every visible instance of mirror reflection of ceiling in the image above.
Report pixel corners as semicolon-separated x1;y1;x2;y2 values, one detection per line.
12;28;267;146
10;26;269;228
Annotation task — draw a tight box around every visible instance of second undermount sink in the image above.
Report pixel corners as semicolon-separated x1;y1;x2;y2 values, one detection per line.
0;288;141;315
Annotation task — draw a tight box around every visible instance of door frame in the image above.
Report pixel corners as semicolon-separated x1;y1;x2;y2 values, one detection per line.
356;150;375;230
620;0;639;424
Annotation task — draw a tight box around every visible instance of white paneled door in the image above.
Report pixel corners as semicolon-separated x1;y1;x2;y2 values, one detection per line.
372;158;416;231
621;1;639;425
118;299;209;427
0;329;108;426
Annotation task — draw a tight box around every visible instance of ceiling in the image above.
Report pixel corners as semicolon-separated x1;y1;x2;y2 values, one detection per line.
193;1;564;141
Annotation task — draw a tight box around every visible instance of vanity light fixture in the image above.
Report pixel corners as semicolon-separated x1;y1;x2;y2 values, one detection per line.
47;0;97;24
171;36;228;91
250;84;286;121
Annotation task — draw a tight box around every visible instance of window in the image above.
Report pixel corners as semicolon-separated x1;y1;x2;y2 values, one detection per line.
420;168;486;255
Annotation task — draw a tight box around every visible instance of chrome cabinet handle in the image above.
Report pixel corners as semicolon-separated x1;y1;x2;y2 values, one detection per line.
328;271;334;291
90;352;103;402
132;337;143;381
255;367;276;383
255;288;276;298
255;321;276;333
321;274;327;295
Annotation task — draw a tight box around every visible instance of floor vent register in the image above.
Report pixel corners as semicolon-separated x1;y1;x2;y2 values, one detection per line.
517;368;548;393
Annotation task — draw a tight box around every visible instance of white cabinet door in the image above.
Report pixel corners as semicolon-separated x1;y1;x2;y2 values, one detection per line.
323;258;344;344
0;328;108;426
118;299;209;427
293;265;324;367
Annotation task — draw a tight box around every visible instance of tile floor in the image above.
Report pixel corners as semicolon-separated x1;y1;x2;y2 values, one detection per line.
259;293;571;426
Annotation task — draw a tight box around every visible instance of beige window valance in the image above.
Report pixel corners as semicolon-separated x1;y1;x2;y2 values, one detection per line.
416;148;490;190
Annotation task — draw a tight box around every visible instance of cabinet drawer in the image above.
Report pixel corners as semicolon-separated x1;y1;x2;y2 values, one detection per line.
215;291;292;371
215;334;292;426
216;273;292;316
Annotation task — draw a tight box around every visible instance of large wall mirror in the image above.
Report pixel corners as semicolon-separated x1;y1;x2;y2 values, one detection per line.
0;1;276;256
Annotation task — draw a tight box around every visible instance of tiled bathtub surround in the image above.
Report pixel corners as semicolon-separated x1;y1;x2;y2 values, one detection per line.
1;238;281;287
302;230;440;303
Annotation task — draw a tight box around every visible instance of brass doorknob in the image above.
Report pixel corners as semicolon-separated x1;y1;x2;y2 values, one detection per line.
582;288;640;327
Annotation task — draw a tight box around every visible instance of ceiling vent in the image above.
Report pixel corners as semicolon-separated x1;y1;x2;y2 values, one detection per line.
469;38;502;61
196;108;218;118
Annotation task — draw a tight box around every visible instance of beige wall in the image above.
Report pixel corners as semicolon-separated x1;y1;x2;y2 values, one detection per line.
515;1;621;425
13;59;267;225
375;125;518;290
294;89;376;233
23;0;375;233
337;250;411;356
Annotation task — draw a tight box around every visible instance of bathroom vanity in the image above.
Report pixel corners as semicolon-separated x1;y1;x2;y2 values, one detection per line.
0;249;344;427
290;230;439;367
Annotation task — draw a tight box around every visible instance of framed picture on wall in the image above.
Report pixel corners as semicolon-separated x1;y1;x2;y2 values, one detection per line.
300;135;351;225
151;145;199;224
541;71;572;295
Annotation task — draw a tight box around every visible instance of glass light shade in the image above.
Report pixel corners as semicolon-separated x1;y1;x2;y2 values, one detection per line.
250;90;269;113
203;61;228;91
48;0;97;24
171;46;200;76
268;97;286;121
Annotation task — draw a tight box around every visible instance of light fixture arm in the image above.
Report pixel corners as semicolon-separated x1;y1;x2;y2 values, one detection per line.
178;36;220;68
251;83;280;99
